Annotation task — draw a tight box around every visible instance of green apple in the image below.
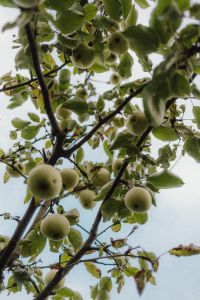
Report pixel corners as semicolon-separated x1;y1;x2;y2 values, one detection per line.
60;168;79;190
6;162;24;178
56;104;72;120
104;51;117;65
27;164;62;200
71;44;95;69
108;32;129;55
126;111;148;135
92;168;111;187
45;269;65;291
59;118;76;132
112;158;123;174
110;73;121;85
40;214;70;240
75;87;88;101
79;189;96;209
124;187;152;213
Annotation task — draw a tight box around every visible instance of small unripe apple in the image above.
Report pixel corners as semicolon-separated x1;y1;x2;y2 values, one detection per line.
27;164;62;200
40;214;70;240
78;113;90;123
60;168;79;190
56;104;72;120
104;51;117;65
110;73;121;85
113;116;124;128
79;189;96;209
124;187;152;213
85;22;96;35
71;44;95;69
92;168;111;187
75;88;88;100
112;158;123;174
45;269;65;291
126;111;148;135
108;32;129;55
59;118;76;132
6;162;24;178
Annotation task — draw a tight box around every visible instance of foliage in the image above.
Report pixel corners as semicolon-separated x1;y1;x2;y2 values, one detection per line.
0;0;200;299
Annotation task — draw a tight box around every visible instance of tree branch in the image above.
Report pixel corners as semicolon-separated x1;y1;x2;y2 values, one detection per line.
25;24;61;137
0;62;67;93
63;86;145;157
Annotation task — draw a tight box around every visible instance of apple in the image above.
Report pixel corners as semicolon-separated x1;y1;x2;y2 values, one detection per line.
27;164;62;200
75;87;88;101
79;189;96;209
110;73;121;85
112;158;123;174
85;22;96;35
126;111;148;135
55;104;72;120
59;118;76;132
92;168;110;187
104;51;117;65
40;213;70;240
60;168;79;190
124;187;152;213
45;269;65;291
6;162;24;178
108;32;129;55
71;44;95;69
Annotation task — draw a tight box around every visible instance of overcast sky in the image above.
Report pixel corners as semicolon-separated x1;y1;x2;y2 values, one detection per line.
0;3;200;300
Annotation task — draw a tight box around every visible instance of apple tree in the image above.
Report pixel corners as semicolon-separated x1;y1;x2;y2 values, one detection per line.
0;0;200;299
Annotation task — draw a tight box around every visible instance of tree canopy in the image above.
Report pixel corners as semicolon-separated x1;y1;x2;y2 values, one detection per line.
0;0;200;299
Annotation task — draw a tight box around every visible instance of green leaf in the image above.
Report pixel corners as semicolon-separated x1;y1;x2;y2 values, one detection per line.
147;170;184;189
84;3;97;21
62;98;88;115
170;73;190;97
124;25;159;54
84;262;101;279
102;0;122;20
75;147;84;164
13;0;37;8
45;0;75;11
56;287;83;300
21;125;40;140
193;107;200;129
143;75;171;127
55;10;84;34
103;140;113;159
23;188;32;204
125;5;138;28
110;131;133;150
68;228;83;251
20;228;46;257
169;244;200;257
177;0;190;11
11;117;30;130
190;4;200;19
152;125;179;142
0;0;16;7
120;0;132;18
191;84;200;99
99;277;112;292
135;0;149;9
28;112;40;123
49;239;63;253
184;138;200;163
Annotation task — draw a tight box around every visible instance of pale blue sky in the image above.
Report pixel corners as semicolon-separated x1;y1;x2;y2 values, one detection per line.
0;3;200;300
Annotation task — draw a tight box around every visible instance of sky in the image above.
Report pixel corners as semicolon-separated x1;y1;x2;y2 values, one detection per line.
0;2;200;300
